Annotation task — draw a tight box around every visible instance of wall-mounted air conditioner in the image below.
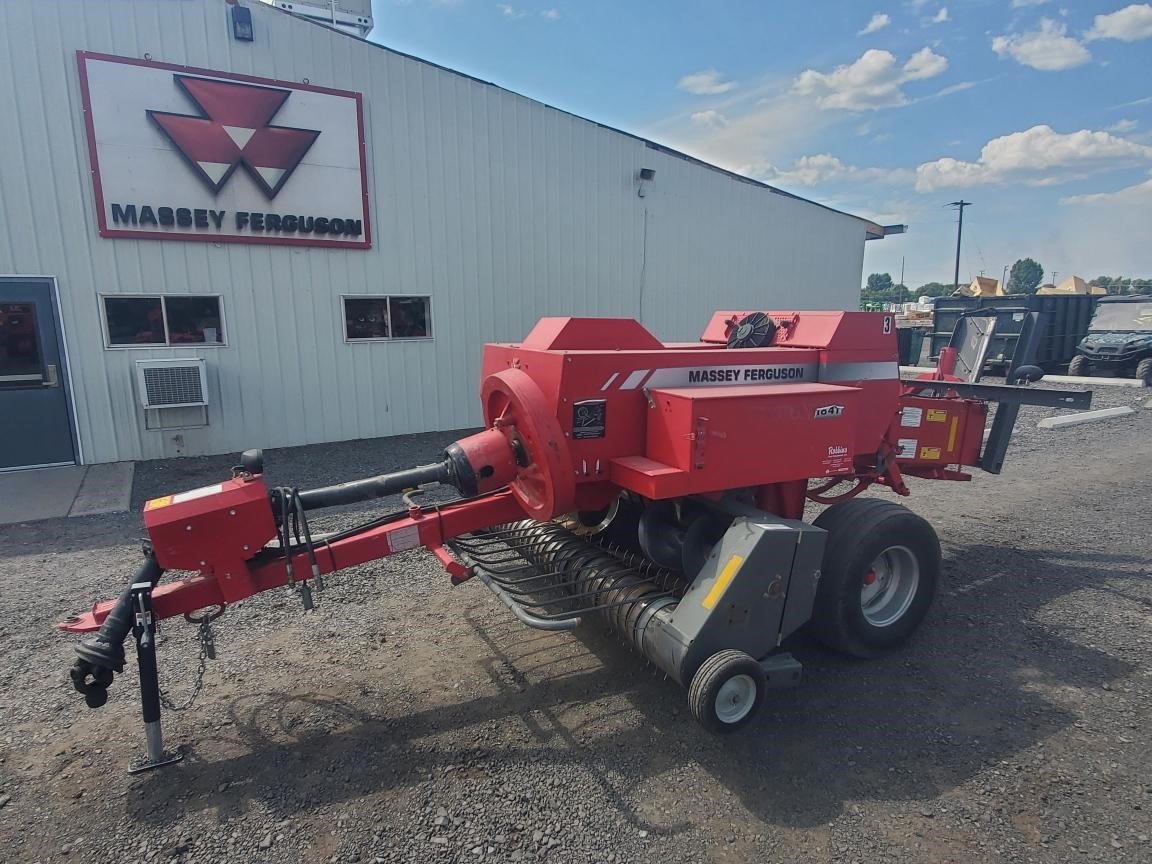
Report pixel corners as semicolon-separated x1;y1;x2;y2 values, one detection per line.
135;359;209;409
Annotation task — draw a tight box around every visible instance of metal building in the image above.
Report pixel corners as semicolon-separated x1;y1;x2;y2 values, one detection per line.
0;0;893;469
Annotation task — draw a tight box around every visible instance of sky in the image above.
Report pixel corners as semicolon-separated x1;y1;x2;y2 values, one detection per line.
367;0;1152;290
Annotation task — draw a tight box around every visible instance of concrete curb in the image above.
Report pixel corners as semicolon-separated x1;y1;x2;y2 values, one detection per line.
899;368;1145;388
1037;406;1137;430
1043;374;1146;388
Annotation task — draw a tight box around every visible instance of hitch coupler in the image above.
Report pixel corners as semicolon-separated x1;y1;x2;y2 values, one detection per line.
69;550;163;708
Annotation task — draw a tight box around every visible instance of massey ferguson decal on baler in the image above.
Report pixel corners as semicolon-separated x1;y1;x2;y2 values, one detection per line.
62;311;1089;771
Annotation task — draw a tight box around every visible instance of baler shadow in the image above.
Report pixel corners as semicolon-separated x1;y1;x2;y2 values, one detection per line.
123;542;1135;837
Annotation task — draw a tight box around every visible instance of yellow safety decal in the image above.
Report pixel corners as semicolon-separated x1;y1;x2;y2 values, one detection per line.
926;408;948;423
145;496;173;511
947;417;959;451
702;554;744;610
919;446;942;460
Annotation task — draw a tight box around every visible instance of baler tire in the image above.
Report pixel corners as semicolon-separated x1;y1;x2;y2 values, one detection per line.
688;649;766;734
812;499;940;659
1068;355;1089;377
1136;358;1152;385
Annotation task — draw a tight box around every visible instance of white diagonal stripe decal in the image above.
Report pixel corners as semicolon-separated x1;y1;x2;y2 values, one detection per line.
619;369;651;390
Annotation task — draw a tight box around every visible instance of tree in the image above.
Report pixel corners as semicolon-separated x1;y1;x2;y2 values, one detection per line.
1008;258;1044;294
866;272;894;294
915;282;953;298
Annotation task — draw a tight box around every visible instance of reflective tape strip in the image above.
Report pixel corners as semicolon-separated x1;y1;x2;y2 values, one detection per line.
703;554;744;610
619;369;651;390
600;372;619;391
820;361;900;382
947;416;959;451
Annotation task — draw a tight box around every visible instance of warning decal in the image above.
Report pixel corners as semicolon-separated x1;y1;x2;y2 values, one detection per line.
900;407;923;428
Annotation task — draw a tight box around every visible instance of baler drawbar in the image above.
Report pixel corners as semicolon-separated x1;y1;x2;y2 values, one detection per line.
61;310;1090;770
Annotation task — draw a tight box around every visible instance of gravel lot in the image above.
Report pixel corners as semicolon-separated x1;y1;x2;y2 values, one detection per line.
1;383;1149;864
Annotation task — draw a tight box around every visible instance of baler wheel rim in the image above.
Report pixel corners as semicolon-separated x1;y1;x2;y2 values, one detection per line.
860;545;920;627
714;674;757;724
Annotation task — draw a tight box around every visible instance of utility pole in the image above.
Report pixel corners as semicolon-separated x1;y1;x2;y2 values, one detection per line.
900;256;905;305
1002;264;1009;292
947;201;972;294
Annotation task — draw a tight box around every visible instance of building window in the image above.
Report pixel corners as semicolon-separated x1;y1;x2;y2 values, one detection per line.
344;296;432;341
103;296;224;347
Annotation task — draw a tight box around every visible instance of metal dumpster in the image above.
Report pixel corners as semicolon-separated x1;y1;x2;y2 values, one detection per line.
930;295;1097;369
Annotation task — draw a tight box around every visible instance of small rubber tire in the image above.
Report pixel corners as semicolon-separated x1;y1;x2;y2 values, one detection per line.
687;649;767;734
1135;357;1152;385
812;499;940;659
1068;355;1090;377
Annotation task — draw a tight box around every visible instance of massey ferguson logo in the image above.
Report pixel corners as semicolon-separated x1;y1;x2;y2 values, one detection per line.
148;75;320;199
814;405;845;419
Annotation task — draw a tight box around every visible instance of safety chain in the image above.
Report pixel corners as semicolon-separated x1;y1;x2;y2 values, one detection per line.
158;616;217;712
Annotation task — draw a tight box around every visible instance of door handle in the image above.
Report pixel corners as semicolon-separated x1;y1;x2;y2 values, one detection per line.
44;364;59;387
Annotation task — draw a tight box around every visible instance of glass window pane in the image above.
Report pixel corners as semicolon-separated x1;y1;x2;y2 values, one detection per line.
389;297;431;338
0;303;44;385
105;297;164;346
345;298;390;339
166;296;223;344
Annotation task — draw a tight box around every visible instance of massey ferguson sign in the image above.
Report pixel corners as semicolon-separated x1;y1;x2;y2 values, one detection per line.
78;52;370;248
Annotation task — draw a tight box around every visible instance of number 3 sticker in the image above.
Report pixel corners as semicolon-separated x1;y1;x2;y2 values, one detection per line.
883;315;893;334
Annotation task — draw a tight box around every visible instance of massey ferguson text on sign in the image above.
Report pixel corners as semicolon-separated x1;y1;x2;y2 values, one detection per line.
109;204;364;237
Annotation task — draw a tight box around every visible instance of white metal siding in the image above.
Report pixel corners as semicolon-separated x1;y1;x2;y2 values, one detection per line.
0;0;870;464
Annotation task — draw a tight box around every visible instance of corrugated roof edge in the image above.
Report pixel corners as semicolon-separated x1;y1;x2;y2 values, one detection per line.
258;2;895;239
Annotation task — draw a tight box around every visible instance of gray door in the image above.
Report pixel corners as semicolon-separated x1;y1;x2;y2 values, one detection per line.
0;279;77;469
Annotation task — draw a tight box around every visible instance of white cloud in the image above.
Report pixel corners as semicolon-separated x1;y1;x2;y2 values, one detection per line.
758;153;913;188
690;110;728;128
1011;0;1050;7
991;19;1090;70
1062;177;1152;205
903;46;948;79
1108;118;1139;133
793;47;948;111
934;80;977;97
770;154;852;186
541;8;560;19
916;125;1152;191
496;4;525;19
859;13;891;35
1086;4;1152;42
932;7;949;23
678;69;737;96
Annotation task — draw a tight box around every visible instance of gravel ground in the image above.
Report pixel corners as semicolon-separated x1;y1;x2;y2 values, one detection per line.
1;383;1149;864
